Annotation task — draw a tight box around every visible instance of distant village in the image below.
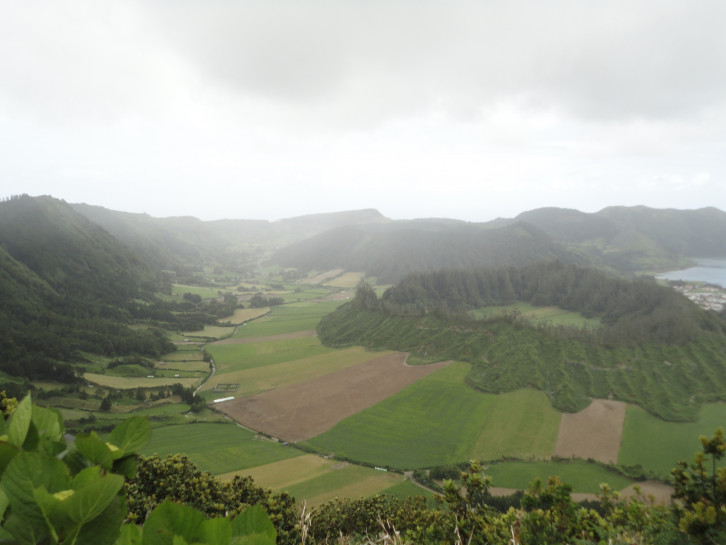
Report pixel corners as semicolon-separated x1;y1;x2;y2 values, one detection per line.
668;281;726;312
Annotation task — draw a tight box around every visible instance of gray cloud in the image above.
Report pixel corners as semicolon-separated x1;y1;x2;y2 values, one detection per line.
143;0;726;125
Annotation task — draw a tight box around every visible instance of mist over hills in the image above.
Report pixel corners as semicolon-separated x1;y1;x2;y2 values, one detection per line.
2;193;726;410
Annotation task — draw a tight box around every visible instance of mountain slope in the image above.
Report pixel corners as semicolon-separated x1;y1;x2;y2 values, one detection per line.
270;221;585;282
0;195;173;381
318;264;726;421
72;204;388;272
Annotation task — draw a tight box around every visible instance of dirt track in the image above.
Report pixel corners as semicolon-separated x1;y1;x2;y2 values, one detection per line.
553;399;627;464
214;353;450;442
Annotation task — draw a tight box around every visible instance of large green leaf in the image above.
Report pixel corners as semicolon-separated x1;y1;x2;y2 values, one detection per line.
199;517;232;545
30;405;64;443
63;472;125;524
75;433;114;470
74;493;125;545
6;395;32;448
230;505;276;545
142;500;205;545
115;523;143;545
1;450;70;529
0;442;19;476
107;417;151;456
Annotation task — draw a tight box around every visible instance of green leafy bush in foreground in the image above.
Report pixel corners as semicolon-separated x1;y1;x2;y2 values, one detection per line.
4;392;726;544
0;393;275;545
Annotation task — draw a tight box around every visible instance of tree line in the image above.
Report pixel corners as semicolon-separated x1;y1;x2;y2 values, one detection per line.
378;261;723;346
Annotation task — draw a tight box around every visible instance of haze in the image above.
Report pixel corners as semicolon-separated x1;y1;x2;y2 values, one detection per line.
2;1;725;221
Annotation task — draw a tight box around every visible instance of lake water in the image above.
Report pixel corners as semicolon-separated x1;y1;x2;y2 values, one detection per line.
657;258;726;288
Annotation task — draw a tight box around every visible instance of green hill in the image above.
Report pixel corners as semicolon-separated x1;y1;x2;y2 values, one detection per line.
73;204;388;273
317;262;726;421
270;221;584;283
0;195;173;382
515;205;726;273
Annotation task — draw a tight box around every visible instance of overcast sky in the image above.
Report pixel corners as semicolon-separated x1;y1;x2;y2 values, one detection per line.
2;1;725;222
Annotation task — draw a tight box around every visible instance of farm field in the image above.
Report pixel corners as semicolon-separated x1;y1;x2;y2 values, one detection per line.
618;403;726;478
172;284;222;299
220;453;412;507
206;336;333;373
179;324;235;339
485;459;636;494
83;372;200;389
304;363;560;469
224;307;271;323
302;269;344;285
472;302;601;328
554;399;627;464
89;277;702;504
324;271;364;288
202;346;390;398
140;422;304;474
214;352;449;442
231;300;345;338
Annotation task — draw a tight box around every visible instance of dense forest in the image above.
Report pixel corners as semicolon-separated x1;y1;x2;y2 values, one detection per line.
0;196;237;384
318;263;726;420
271;221;583;283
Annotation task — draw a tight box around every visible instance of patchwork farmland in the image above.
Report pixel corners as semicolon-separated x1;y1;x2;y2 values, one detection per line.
127;272;726;505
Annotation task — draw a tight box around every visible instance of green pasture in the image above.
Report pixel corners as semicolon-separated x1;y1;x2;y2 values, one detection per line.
485;460;636;494
84;372;200;390
172;284;222;299
618;403;726;478
242;455;406;507
304;363;560;470
140;422;303;475
472;302;600;328
470;388;561;461
179;325;235;339
158;359;210;373
203;346;389;398
383;480;436;503
223;307;271;324
281;287;332;303
325;272;364;288
163;349;205;362
232;301;345;338
206;336;334;373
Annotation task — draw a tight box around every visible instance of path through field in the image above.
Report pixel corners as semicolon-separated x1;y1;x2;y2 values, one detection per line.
553;399;627;464
215;353;450;442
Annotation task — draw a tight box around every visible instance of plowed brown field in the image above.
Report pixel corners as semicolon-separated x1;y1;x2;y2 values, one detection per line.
553;399;627;464
214;352;450;442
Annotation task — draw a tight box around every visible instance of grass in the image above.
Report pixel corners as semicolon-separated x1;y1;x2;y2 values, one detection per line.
206;336;334;373
140;422;303;474
241;456;405;507
281;287;332;303
304;363;560;470
485;460;636;494
618;403;726;478
325;272;364;288
470;388;561;461
232;301;345;338
222;307;271;324
472;302;601;328
172;284;221;299
179;325;235;339
202;346;389;397
382;480;436;503
83;373;200;390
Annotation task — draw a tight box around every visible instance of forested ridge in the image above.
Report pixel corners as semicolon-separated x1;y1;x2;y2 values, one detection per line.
0;196;237;384
318;262;726;420
271;221;583;282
